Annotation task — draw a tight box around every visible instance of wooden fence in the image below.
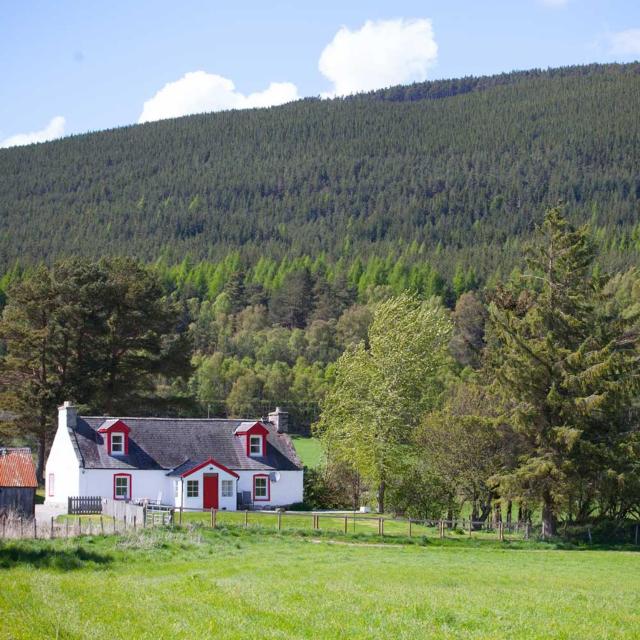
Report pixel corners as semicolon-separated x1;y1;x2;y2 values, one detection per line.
171;508;536;542
3;505;639;543
0;513;146;539
68;496;102;515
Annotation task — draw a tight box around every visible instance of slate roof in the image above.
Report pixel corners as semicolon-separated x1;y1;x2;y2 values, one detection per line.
70;416;303;473
0;448;38;488
166;457;239;477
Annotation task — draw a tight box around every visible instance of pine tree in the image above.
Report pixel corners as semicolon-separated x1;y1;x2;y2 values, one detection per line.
488;208;639;534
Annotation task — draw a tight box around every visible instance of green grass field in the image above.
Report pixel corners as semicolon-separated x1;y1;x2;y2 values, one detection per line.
290;435;323;468
1;527;639;639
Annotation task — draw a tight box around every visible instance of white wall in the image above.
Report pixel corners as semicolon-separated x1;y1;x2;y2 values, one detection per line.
175;463;237;511
45;404;80;505
78;469;171;504
237;470;303;508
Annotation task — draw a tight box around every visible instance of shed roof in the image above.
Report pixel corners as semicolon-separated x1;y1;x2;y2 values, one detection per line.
0;448;38;488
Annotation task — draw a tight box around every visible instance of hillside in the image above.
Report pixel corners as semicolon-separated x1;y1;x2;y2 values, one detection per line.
0;63;639;277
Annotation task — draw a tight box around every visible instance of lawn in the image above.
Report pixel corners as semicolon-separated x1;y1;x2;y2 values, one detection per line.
1;528;639;639
290;435;323;468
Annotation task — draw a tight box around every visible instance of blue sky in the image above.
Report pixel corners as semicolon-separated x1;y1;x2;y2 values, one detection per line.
1;0;639;146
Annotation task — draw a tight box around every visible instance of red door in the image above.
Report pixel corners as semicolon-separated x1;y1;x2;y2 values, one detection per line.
203;474;219;509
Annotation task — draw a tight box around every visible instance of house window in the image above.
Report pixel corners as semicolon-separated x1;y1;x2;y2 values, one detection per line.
114;474;131;500
111;433;124;454
186;480;199;498
253;475;269;501
48;473;55;497
249;435;263;456
221;480;233;498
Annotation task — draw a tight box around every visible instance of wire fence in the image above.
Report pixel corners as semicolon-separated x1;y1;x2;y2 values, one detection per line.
3;508;639;545
0;512;143;540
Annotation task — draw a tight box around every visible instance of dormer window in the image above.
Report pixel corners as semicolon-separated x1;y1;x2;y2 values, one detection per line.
234;421;269;458
98;419;131;456
111;433;124;454
249;435;263;456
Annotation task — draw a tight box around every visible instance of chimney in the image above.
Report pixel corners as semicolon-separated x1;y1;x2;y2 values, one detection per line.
58;401;77;431
268;407;289;434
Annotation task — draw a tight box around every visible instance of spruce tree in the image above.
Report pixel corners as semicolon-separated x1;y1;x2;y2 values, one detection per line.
488;208;639;534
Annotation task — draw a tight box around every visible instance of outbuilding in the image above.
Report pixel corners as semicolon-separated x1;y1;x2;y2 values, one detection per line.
0;447;38;517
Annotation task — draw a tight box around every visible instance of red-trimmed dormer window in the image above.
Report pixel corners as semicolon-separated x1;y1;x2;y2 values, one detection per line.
98;419;131;456
249;435;263;456
234;421;269;458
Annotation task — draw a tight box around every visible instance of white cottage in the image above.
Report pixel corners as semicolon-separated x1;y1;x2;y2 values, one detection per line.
45;402;303;510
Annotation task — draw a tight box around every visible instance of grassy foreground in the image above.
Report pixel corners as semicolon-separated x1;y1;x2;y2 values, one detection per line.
1;527;639;639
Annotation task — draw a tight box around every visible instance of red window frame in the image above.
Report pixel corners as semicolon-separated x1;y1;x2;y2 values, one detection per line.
48;473;55;497
253;474;270;501
113;473;132;500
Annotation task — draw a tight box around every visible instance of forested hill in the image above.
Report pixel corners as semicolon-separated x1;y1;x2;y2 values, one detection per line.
1;62;639;278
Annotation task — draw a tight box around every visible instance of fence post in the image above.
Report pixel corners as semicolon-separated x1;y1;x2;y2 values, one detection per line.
100;516;104;535
245;510;249;528
499;521;504;542
469;519;472;537
33;519;37;539
277;511;282;531
1;517;5;538
124;514;127;531
133;515;137;531
211;508;216;529
439;520;444;539
179;506;183;526
78;517;82;536
112;515;116;534
50;516;54;539
409;519;412;538
635;523;639;546
344;515;348;534
20;517;23;538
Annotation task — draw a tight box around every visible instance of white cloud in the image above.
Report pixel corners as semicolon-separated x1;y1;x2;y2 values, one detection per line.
138;71;299;123
318;18;438;97
0;116;66;148
608;28;640;57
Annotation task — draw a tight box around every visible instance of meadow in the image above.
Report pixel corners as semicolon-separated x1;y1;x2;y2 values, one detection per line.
291;435;323;468
0;527;638;639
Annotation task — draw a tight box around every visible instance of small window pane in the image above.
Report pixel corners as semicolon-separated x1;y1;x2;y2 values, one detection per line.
250;436;262;455
186;480;199;498
115;476;129;498
111;433;124;453
254;477;268;498
221;480;233;497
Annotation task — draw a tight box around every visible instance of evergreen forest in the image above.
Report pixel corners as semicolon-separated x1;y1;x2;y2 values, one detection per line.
1;63;640;527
